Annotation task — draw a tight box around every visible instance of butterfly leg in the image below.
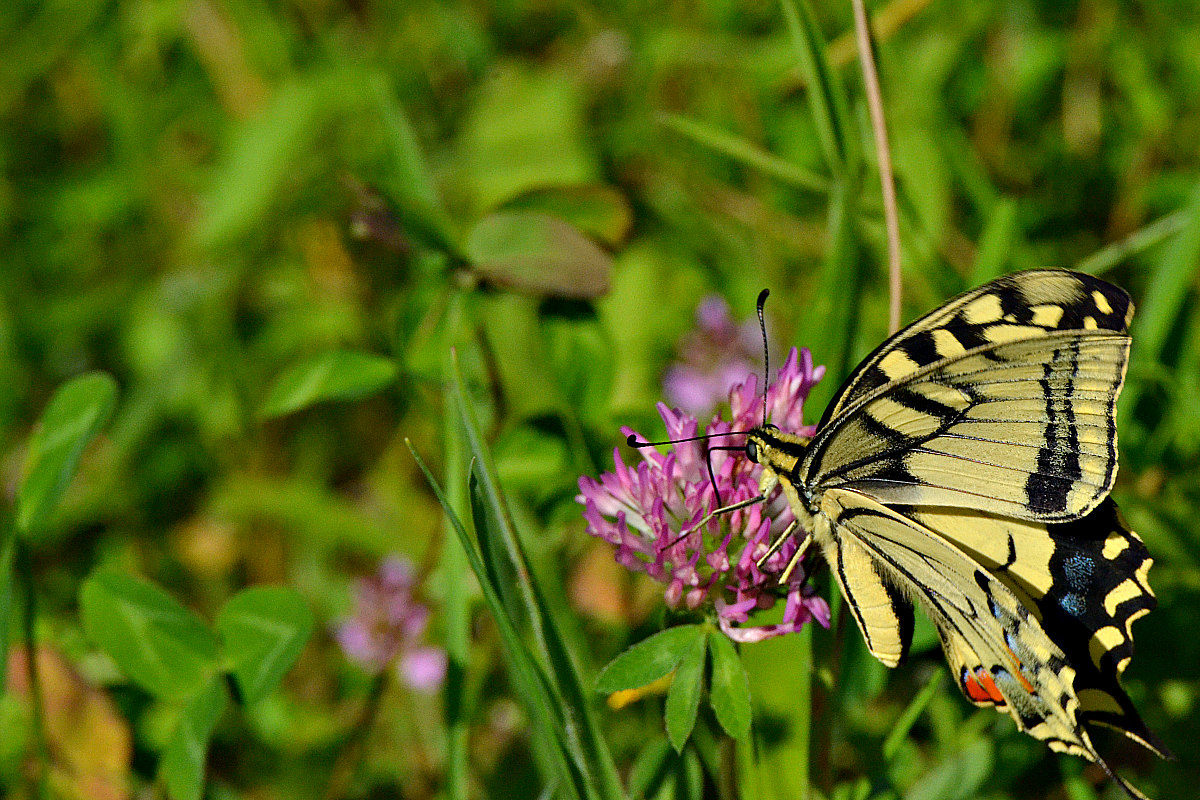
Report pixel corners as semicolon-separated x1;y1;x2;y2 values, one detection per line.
779;532;814;583
756;519;798;570
657;494;767;552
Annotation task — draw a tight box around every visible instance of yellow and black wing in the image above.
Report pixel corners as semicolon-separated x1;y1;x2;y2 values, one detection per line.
820;489;1159;798
814;269;1134;426
799;271;1132;522
909;500;1167;758
789;270;1164;792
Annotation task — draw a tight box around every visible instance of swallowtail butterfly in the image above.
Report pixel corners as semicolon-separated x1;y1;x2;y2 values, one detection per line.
739;270;1166;798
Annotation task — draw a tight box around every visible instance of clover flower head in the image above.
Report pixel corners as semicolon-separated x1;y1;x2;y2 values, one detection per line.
578;346;831;642
336;556;447;692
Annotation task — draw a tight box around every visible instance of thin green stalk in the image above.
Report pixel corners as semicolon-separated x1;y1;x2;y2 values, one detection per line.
442;299;472;800
324;671;390;800
660;114;830;193
1074;209;1190;276
17;542;47;800
735;733;761;800
793;626;813;799
851;0;903;333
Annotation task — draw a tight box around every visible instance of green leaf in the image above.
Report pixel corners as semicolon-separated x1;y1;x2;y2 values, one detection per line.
500;185;633;248
466;211;613;299
17;372;117;536
708;632;751;741
79;571;219;698
259;350;398;419
159;677;230;800
595;626;704;694
665;631;707;752
216;587;314;705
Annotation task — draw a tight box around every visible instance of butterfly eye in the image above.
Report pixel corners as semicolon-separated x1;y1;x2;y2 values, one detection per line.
764;423;778;431
746;440;759;463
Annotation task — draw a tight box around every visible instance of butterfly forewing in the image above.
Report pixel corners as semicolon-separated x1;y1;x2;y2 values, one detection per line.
816;269;1134;429
800;331;1131;522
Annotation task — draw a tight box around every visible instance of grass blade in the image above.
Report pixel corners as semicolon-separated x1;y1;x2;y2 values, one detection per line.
1074;209;1190;276
660;114;829;193
441;332;471;800
369;74;462;258
1130;186;1200;358
407;441;589;800
968;198;1019;285
1121;185;1200;436
449;349;625;800
780;0;853;173
882;669;944;759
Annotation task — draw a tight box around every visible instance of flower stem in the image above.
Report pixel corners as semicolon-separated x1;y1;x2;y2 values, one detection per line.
852;0;903;334
324;670;390;800
17;541;48;800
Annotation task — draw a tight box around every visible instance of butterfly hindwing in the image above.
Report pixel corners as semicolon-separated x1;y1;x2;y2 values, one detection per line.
818;488;1097;756
818;529;914;668
907;499;1167;758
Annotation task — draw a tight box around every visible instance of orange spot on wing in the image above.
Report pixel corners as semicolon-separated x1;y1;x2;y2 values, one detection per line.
962;667;1006;706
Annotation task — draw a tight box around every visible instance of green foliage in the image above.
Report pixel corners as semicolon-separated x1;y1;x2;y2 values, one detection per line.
159;677;231;800
706;632;752;742
466;211;614;298
216;587;315;704
258;350;399;419
80;571;312;800
17;372;116;537
595;626;705;695
80;571;220;699
665;632;707;752
2;0;1200;798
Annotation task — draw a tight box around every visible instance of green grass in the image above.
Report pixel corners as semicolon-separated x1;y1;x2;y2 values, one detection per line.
1;0;1198;798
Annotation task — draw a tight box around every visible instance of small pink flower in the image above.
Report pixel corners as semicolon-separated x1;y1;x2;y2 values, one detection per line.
578;346;830;641
335;556;446;692
664;296;767;418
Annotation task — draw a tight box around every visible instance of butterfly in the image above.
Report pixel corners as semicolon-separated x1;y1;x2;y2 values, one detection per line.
736;270;1167;798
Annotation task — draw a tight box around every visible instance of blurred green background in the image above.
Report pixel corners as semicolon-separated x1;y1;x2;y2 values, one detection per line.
2;0;1199;798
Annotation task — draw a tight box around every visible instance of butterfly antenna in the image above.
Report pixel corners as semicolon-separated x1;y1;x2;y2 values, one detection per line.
756;288;770;427
627;431;745;448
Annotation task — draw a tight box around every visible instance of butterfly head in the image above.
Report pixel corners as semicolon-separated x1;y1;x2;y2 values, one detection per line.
744;424;809;475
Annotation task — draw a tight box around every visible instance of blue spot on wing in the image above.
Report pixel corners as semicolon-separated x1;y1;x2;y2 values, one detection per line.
1059;592;1087;617
1062;552;1094;590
